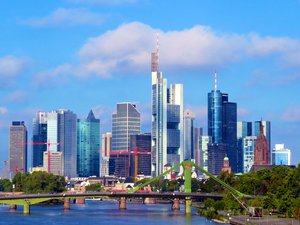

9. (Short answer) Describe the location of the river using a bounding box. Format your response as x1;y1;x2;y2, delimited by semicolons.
0;200;228;225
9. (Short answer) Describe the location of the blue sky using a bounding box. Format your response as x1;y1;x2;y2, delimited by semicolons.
1;0;300;168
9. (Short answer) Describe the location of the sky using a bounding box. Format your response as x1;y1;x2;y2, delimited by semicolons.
1;0;300;169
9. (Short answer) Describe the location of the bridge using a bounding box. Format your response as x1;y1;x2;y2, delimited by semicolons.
0;160;252;215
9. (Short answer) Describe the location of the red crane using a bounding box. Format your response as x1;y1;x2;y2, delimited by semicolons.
110;148;152;180
19;141;60;173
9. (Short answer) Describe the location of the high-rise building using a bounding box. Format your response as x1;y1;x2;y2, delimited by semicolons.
243;136;257;173
32;112;47;168
47;109;77;178
101;132;111;177
194;128;203;167
129;133;151;177
237;121;252;173
207;72;237;173
43;151;63;176
184;110;195;160
272;144;291;166
9;121;27;176
207;143;226;175
151;48;167;177
254;123;270;165
77;110;100;177
200;136;211;172
101;132;111;158
111;103;141;177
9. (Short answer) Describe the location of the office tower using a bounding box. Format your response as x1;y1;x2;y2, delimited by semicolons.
43;151;63;176
77;110;100;177
207;72;237;173
272;144;291;166
129;133;151;177
243;136;257;173
101;132;111;177
32;112;47;167
47;109;77;178
151;47;167;177
9;121;27;176
236;121;252;173
207;143;226;175
194;128;203;167
254;120;271;152
200;136;211;171
183;110;195;160
101;132;111;158
254;123;270;165
111;103;141;177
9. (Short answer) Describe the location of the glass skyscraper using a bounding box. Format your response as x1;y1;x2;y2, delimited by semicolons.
207;74;237;173
237;121;252;173
77;110;100;177
184;110;195;160
272;144;291;166
32;112;47;168
111;103;141;177
9;121;27;176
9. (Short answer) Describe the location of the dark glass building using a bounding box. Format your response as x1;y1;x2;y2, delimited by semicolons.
77;110;100;177
129;133;151;177
32;112;47;168
207;75;237;173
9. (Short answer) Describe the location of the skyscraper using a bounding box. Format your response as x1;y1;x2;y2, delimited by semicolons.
47;109;77;178
32;112;47;168
237;121;252;173
9;121;27;176
194;127;203;167
200;136;211;172
101;132;111;177
207;72;237;173
77;110;100;177
272;144;291;166
183;110;195;160
129;133;151;177
243;136;257;173
111;103;141;177
151;48;167;176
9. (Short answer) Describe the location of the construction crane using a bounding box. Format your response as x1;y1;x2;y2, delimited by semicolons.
110;148;152;180
19;141;60;173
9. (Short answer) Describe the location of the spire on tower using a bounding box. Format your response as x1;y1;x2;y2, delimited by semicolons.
214;70;218;91
156;32;159;72
151;32;160;73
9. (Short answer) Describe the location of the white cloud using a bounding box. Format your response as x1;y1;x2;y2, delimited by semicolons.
37;22;300;81
0;107;8;115
24;8;105;27
67;0;136;5
0;55;27;77
281;106;300;122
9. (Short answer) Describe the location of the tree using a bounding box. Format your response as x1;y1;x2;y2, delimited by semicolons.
0;179;12;192
86;183;102;192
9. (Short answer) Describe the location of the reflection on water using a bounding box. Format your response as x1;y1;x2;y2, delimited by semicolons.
0;200;226;225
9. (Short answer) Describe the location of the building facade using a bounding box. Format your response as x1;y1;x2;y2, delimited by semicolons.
9;121;27;176
194;127;203;167
254;123;270;165
207;73;237;173
32;112;47;168
111;103;141;177
129;133;151;177
183;110;195;160
272;144;291;166
243;136;257;173
237;121;252;173
43;151;63;176
77;110;100;177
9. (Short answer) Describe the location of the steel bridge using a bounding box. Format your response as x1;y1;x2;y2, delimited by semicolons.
0;160;251;215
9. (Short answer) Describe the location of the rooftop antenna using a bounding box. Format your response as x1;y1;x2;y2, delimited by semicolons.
156;32;159;72
214;69;218;91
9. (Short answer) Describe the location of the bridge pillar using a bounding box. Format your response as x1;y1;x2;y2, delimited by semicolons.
9;204;17;210
23;202;30;215
119;197;126;210
171;198;180;211
75;198;86;205
185;197;191;215
64;198;71;210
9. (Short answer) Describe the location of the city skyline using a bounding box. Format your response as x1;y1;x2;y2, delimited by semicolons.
1;1;300;166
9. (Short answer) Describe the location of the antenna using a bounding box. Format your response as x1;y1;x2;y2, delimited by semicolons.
214;69;218;91
156;32;159;72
